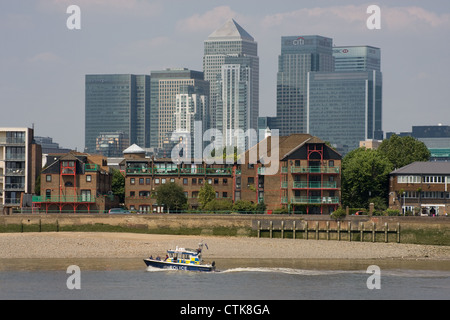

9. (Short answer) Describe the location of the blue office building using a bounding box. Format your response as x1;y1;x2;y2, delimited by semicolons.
307;70;383;154
276;36;334;136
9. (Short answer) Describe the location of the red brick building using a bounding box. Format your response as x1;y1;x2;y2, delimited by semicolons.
238;134;341;214
122;135;342;214
33;152;118;213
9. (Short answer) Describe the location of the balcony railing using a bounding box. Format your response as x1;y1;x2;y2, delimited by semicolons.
292;181;337;189
85;164;99;172
0;137;26;145
125;167;233;176
5;154;25;161
5;168;25;176
291;166;340;174
291;196;340;204
4;183;25;190
4;198;21;205
32;195;96;203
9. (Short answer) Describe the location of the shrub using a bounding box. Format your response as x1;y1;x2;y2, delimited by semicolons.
232;200;256;214
203;199;233;213
330;208;347;221
386;209;400;216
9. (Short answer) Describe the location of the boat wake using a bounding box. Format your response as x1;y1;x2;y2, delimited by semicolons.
219;267;354;276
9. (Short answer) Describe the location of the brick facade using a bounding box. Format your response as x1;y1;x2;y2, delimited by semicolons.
123;134;342;214
389;162;450;216
33;152;118;213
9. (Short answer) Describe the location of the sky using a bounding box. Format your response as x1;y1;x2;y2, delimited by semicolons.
1;0;449;151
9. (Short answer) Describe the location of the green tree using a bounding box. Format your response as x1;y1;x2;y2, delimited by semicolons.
203;199;233;213
378;134;430;169
232;200;256;214
155;182;187;213
111;169;125;203
342;148;393;209
34;173;41;195
198;183;215;209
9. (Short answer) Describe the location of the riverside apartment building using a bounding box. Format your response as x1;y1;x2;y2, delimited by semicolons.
0;127;41;215
32;151;118;213
121;134;341;214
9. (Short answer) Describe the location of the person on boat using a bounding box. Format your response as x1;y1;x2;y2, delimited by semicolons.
149;255;153;260
164;255;169;261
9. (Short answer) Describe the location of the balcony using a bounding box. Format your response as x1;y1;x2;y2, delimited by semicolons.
4;198;21;205
205;168;232;175
291;196;340;205
4;183;25;191
5;168;25;176
126;167;153;175
5;154;25;161
291;166;340;174
32;195;96;203
292;181;337;189
0;137;26;145
85;164;99;172
180;168;205;175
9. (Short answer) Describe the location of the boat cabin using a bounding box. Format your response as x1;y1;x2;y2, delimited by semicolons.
166;246;202;265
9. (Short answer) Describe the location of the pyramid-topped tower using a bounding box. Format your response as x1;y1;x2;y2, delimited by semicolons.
207;19;254;41
203;19;259;150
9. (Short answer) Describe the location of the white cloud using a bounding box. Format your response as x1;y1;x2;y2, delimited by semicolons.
37;0;163;17
383;6;450;30
176;5;238;33
27;52;65;64
260;4;450;34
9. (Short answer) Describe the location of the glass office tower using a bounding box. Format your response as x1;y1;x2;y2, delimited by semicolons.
276;36;334;137
149;68;209;150
306;45;383;154
85;74;150;155
307;70;382;154
203;19;259;138
333;46;381;72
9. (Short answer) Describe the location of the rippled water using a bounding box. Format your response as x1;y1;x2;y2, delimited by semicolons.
0;258;449;300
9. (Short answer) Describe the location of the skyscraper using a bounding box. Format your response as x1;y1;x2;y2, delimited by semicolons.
307;70;383;154
333;46;381;72
149;68;209;150
307;45;383;154
173;85;209;158
203;19;259;142
216;56;255;151
276;36;334;136
85;74;150;155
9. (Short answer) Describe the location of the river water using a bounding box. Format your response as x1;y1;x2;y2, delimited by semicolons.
0;258;449;301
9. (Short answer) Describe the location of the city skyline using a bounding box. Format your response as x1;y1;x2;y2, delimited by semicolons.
1;1;449;151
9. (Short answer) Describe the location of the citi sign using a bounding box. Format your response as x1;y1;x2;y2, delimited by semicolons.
292;37;305;46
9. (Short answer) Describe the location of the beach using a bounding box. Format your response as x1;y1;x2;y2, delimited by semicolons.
0;232;449;261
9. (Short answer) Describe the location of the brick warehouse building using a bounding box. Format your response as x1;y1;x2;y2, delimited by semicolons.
122;134;341;214
33;152;119;213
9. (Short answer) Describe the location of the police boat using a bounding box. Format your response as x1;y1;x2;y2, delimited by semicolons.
144;243;216;272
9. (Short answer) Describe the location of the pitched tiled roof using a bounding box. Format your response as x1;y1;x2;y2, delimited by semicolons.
391;161;450;175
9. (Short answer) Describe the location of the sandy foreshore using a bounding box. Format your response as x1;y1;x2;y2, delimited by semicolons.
0;232;449;262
